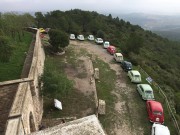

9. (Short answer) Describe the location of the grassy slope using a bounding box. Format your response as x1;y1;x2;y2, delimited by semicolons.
43;46;96;119
0;32;32;81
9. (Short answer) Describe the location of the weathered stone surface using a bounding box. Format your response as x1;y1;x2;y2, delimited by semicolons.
30;115;106;135
94;68;99;80
98;99;106;115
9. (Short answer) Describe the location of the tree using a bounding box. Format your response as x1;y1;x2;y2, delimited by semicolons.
122;33;144;55
48;29;69;52
35;12;45;28
96;30;105;39
0;36;12;62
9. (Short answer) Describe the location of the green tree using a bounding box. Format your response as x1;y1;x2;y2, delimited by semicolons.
96;30;105;39
49;29;69;52
35;12;45;28
122;33;144;55
0;36;12;62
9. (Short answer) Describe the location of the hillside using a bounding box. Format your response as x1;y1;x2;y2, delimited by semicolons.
36;9;180;129
116;13;180;41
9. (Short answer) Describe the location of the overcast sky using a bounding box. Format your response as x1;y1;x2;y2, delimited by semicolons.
1;0;180;15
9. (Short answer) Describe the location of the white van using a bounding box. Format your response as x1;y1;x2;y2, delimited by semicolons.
151;123;170;135
103;41;110;48
114;53;123;62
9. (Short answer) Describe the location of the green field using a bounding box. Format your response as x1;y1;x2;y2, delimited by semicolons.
0;32;33;81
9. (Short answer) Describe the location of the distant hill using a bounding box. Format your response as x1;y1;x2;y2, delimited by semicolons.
115;13;180;41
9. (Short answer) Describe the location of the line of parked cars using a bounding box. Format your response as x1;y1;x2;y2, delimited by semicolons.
70;34;170;135
125;58;170;134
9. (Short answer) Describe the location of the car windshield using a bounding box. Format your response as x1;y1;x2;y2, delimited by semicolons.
99;39;102;41
135;75;139;77
145;90;152;94
153;111;162;115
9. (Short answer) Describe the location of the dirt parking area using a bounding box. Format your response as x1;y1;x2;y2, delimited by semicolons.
70;41;151;135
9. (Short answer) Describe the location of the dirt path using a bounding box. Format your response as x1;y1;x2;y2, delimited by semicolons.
70;41;145;135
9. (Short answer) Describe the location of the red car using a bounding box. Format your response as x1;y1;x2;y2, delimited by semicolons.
107;46;116;55
146;100;164;124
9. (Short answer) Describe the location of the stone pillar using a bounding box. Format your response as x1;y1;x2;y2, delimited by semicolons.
98;99;105;115
94;68;99;80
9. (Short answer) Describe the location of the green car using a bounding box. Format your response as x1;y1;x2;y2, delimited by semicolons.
137;84;155;100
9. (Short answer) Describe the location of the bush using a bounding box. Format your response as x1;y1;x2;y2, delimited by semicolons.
48;29;69;52
96;30;105;39
42;61;73;99
0;36;12;62
175;92;180;114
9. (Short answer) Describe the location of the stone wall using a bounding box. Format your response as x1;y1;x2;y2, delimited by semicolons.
4;30;45;135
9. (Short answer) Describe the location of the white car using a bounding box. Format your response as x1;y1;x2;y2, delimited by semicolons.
95;38;103;44
103;41;110;48
88;35;94;41
114;53;123;62
77;35;85;41
151;123;170;135
128;70;141;83
69;34;75;40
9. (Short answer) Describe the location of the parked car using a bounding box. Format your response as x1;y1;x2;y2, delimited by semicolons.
128;70;141;83
77;35;85;41
121;61;132;71
39;28;46;33
146;100;164;124
70;34;75;40
151;123;170;135
88;35;94;41
137;84;155;100
107;46;116;55
114;53;123;62
95;38;103;44
103;41;110;48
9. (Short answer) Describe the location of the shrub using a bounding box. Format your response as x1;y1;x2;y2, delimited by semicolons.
48;29;69;52
42;60;73;99
0;36;12;62
175;92;180;114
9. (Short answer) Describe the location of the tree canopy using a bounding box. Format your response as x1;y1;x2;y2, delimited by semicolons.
48;29;69;52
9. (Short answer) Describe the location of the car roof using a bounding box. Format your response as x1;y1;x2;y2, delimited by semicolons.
152;123;170;135
148;100;163;112
109;46;116;48
115;53;123;56
130;70;140;75
124;61;132;65
97;38;102;40
139;84;153;91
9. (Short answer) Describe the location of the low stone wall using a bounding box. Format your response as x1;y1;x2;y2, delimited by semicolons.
4;30;45;135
